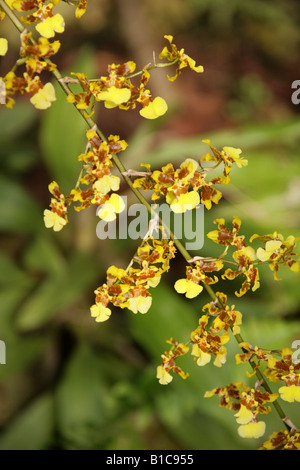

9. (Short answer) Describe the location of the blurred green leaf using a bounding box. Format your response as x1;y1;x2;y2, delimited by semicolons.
55;344;114;449
0;101;37;145
0;175;42;234
40;47;95;193
125;117;300;169
15;252;101;331
0;394;54;450
23;236;68;276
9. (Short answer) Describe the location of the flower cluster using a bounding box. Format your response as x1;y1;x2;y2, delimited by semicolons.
202;139;248;184
133;158;202;210
64;34;204;119
43;130;127;230
0;0;77;108
251;232;300;280
190;292;242;368
235;341;273;377
264;348;300;403
44;181;68;231
132;143;247;214
1;29;60;109
207;217;300;297
207;216;260;297
174;258;223;299
64;35;203;120
236;345;300;404
260;429;300;450
159;34;204;81
156;292;242;383
156;338;190;385
205;382;278;439
91;237;176;322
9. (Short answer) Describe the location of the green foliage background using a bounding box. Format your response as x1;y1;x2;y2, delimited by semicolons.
0;0;300;450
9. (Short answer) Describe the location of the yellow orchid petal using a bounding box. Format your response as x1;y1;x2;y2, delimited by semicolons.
30;82;56;110
156;365;173;385
186;56;204;73
128;295;152;314
256;247;271;262
278;385;300;403
191;344;211;366
265;240;282;252
289;261;300;273
174;278;203;299
98;194;125;221
109;193;125;213
9;0;27;9
147;274;161;288
90;303;112;322
238;421;266;439
107;265;127;279
96;86;131;108
234;405;254;425
256;240;282;261
4;0;20;8
213;349;227;367
43;209;66;232
94;175;120;194
35;13;65;39
170;190;200;213
222;146;248;168
0;38;8;56
139;97;168;119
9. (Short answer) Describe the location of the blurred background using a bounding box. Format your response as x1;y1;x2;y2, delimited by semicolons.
0;0;300;450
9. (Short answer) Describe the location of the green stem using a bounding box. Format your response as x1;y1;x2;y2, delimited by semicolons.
2;0;293;432
86;58;179;82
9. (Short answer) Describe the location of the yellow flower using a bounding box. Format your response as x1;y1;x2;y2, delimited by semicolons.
30;82;56;110
159;35;204;81
174;278;203;299
147;274;161;288
139;97;168;119
44;209;66;231
167;190;200;213
97;193;125;221
96;86;131;108
232;246;257;263
237;421;266;439
256;240;282;262
35;13;65;39
278;385;300;403
234;405;254;424
128;295;152;314
289;261;300;273
222;147;248;168
156;365;173;385
178;158;199;181
213;348;227;367
94;175;120;195
90;303;112;322
4;0;17;8
0;38;8;56
191;344;211;366
75;0;88;18
107;265;127;279
7;0;27;9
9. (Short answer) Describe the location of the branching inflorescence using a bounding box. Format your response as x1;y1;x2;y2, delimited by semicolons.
1;0;300;450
